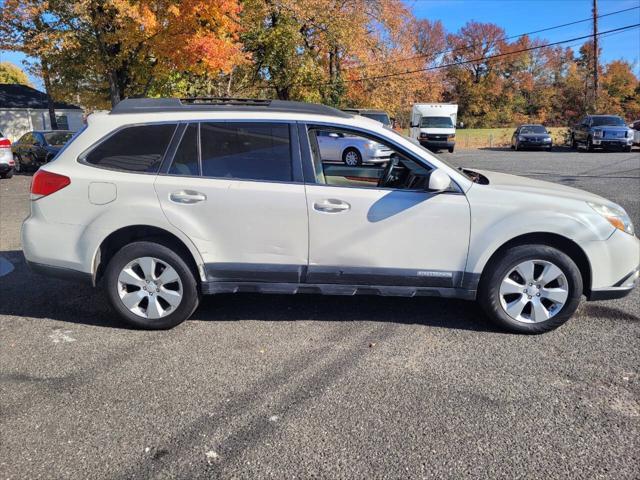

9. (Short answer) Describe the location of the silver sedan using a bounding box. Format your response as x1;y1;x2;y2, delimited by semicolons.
316;130;392;166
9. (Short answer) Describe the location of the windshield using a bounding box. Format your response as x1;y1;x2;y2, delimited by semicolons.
420;116;454;128
360;112;391;126
44;131;74;145
520;125;547;134
591;116;626;127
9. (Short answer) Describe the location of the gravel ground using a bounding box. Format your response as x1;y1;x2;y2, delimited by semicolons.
1;147;639;479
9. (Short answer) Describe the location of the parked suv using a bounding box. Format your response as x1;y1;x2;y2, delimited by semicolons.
570;115;634;152
22;98;639;333
0;131;14;178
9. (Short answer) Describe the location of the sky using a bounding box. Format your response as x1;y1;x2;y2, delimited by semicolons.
1;0;639;91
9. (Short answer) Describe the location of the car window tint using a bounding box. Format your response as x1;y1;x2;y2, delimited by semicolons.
200;123;292;182
169;124;199;176
85;124;176;172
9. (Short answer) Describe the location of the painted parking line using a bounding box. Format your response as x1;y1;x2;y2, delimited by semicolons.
0;255;14;277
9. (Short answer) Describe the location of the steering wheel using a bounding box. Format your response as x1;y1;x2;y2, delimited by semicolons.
377;155;399;187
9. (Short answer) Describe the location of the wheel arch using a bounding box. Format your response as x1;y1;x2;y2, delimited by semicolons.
342;146;361;160
478;232;592;296
92;225;204;286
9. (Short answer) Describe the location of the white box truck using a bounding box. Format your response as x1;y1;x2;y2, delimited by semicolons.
410;104;458;153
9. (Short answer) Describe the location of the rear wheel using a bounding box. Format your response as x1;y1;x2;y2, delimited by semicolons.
104;241;199;329
478;245;582;334
448;146;454;153
2;169;13;179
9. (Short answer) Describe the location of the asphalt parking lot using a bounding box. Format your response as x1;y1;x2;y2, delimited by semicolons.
1;147;639;479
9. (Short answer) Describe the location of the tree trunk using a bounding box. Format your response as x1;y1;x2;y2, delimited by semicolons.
41;63;58;130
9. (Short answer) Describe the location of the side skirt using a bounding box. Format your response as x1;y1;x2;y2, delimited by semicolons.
201;281;476;300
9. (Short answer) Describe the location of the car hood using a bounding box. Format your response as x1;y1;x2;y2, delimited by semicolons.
474;169;609;204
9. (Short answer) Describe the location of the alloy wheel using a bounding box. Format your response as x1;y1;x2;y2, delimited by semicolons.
117;256;183;319
498;259;569;323
344;151;360;166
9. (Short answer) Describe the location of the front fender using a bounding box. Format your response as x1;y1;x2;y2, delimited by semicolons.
466;209;612;275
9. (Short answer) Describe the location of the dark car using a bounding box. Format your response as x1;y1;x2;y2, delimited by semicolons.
342;108;392;127
511;124;553;151
570;115;633;152
12;130;74;172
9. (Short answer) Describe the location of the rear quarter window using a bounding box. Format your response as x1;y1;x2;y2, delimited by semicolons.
83;124;177;173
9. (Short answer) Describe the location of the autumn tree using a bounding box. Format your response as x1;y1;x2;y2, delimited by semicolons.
0;62;32;86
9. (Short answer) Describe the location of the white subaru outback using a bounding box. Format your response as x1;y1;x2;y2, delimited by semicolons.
21;98;639;333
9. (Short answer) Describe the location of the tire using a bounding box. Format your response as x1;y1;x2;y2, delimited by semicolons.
448;147;454;153
478;244;583;334
587;137;595;152
514;142;519;151
624;146;632;153
342;148;362;166
3;169;13;179
570;135;577;149
13;155;21;173
104;241;200;329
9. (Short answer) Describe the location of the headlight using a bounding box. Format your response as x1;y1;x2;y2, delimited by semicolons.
543;137;551;142
588;202;635;235
593;129;603;138
518;136;526;141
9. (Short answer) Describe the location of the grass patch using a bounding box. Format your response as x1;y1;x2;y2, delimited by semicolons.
455;127;570;148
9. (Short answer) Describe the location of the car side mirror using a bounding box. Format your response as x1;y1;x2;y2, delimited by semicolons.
428;169;452;192
410;123;418;128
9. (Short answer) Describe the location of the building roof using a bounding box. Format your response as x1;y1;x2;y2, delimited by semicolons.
0;84;81;110
110;97;351;118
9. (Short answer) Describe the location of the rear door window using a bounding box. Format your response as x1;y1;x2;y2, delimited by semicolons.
84;124;177;173
200;122;292;182
169;124;199;176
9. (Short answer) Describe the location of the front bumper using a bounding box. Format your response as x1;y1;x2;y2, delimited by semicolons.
592;138;633;149
518;140;552;148
584;229;640;301
419;140;455;150
589;267;639;300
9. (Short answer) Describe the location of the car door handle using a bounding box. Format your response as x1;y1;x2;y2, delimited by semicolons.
313;199;350;213
169;190;207;204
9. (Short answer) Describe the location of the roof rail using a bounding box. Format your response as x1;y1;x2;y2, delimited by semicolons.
110;97;351;118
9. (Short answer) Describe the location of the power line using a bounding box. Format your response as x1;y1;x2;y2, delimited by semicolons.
343;5;639;72
298;23;640;88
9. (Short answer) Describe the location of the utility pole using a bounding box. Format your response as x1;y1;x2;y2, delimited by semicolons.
592;0;599;111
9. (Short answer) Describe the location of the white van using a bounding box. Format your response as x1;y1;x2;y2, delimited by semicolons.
410;104;458;153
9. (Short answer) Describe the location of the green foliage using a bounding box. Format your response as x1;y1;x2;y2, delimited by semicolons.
0;62;32;86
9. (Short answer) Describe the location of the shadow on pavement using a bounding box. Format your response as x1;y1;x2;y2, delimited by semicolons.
0;250;498;333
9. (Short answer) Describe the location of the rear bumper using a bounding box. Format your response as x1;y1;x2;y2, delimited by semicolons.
26;260;93;284
0;163;13;173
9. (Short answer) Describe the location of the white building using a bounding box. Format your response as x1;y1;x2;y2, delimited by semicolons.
0;84;84;142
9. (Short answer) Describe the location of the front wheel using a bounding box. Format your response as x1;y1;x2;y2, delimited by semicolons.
448;146;454;153
478;245;583;334
587;137;595;152
342;148;362;166
104;241;200;329
570;135;577;149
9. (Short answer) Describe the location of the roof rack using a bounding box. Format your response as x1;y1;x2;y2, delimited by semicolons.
110;97;351;118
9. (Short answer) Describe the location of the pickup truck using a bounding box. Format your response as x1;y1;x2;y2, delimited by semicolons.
570;115;633;152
